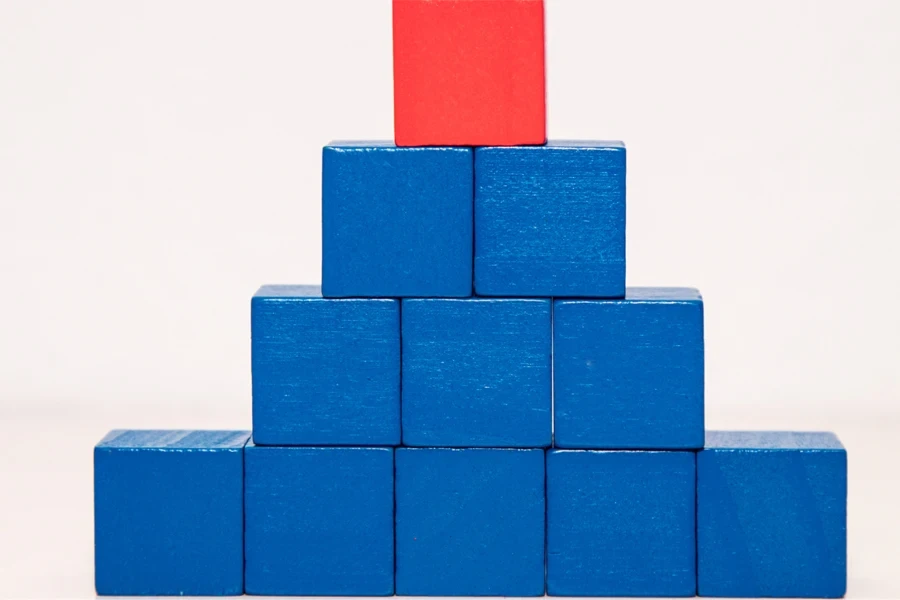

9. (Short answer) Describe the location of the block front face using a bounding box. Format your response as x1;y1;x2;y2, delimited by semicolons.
401;298;551;447
94;430;249;596
392;0;545;147
251;285;400;446
546;450;696;597
244;445;394;596
475;142;625;297
395;448;545;596
554;287;704;449
698;431;847;598
322;143;473;297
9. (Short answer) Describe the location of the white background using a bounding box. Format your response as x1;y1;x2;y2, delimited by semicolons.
1;1;898;598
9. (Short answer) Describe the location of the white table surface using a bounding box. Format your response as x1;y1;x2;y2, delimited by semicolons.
2;406;897;600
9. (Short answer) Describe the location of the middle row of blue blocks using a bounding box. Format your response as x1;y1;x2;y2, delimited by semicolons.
95;431;846;597
321;141;626;298
251;285;704;448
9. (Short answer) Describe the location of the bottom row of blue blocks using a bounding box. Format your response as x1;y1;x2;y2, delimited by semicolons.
94;430;847;598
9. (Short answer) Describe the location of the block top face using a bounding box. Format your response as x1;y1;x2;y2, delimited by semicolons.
96;430;250;450
245;440;393;453
325;141;471;155
479;140;624;152
253;284;401;304
254;284;321;299
556;286;701;304
705;430;845;451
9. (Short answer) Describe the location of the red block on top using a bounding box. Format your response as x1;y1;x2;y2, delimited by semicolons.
392;0;546;147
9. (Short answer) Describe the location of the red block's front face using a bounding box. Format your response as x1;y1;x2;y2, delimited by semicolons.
392;0;546;147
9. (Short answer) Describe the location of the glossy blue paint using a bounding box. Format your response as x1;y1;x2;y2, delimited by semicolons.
401;298;551;447
244;444;394;596
395;448;545;596
554;287;704;449
251;285;400;446
698;431;847;598
93;430;249;596
322;142;473;298
546;450;696;597
474;141;625;297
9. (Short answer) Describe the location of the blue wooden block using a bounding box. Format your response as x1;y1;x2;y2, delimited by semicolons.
546;450;696;597
322;142;473;298
554;287;704;449
396;448;545;596
698;431;847;598
474;141;625;297
401;298;551;447
94;430;249;596
244;444;394;596
251;285;400;445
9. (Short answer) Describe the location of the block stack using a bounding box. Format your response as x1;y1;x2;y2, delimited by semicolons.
93;1;847;598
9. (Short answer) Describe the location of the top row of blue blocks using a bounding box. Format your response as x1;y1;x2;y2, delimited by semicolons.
322;141;626;298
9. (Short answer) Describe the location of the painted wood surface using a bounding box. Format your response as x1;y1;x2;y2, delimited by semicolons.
392;0;545;147
546;449;696;597
93;430;249;596
401;298;551;448
251;284;400;446
698;431;847;598
243;444;394;596
554;287;704;449
475;141;625;297
322;142;473;298
395;448;545;596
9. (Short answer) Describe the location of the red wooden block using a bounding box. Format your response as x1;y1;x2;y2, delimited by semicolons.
392;0;546;147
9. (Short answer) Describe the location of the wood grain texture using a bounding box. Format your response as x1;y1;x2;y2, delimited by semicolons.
322;143;473;298
698;431;847;598
395;448;545;596
392;0;545;147
93;430;250;596
553;287;704;449
251;285;400;446
243;444;394;596
401;298;551;448
546;450;696;597
475;141;625;297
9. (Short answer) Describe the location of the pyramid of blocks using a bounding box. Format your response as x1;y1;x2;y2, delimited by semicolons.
93;2;847;598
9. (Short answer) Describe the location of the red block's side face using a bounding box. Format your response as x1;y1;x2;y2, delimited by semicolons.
393;0;546;147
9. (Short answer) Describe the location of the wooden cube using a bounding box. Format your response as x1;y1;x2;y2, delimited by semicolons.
554;287;704;449
395;448;545;596
322;142;473;297
547;450;696;597
94;430;249;596
698;431;847;598
251;285;400;445
401;298;551;447
392;0;545;146
244;445;394;595
475;142;625;297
